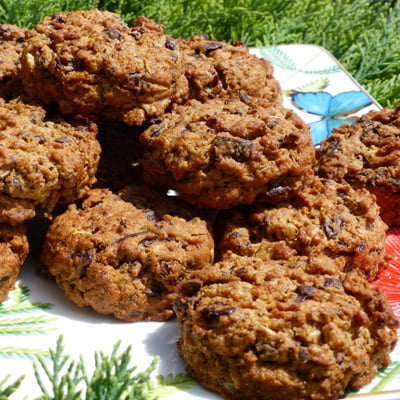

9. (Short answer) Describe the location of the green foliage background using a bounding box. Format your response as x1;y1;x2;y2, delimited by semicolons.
0;0;399;107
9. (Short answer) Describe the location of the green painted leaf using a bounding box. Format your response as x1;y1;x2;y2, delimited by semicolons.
258;47;297;70
303;65;341;75
154;373;197;396
294;77;330;93
370;361;400;392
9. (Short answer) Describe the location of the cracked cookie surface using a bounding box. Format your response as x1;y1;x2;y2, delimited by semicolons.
21;9;188;126
174;255;398;400
140;95;315;209
0;223;29;303
216;175;388;280
316;106;400;226
39;186;214;321
0;98;100;224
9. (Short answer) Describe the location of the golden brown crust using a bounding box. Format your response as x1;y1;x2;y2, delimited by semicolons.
216;175;388;280
140;96;315;209
0;98;101;224
316;106;400;226
0;24;30;99
174;255;398;400
0;223;29;303
21;10;188;126
178;35;281;103
39;186;214;321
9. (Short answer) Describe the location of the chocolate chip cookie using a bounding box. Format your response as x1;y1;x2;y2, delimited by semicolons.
178;34;281;103
140;95;315;209
216;175;388;280
316;106;400;226
174;255;398;400
39;185;214;321
0;98;101;225
21;10;188;126
0;223;29;303
0;24;30;100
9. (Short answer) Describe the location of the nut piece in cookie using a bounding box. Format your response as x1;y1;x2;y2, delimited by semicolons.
316;106;400;226
0;98;101;225
21;9;188;126
174;255;398;400
140;96;315;209
178;34;281;103
216;175;388;280
0;223;29;303
39;186;214;322
0;24;30;100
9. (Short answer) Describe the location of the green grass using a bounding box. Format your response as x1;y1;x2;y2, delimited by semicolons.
0;0;399;107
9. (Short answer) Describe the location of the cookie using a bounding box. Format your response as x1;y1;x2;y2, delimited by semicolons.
316;106;400;226
0;24;30;100
0;98;101;225
0;223;29;303
178;34;281;103
21;10;188;126
39;186;214;321
174;255;398;400
140;95;315;209
216;175;388;280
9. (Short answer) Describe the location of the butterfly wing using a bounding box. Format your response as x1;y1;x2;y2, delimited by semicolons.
309;118;355;145
328;91;372;116
290;92;332;116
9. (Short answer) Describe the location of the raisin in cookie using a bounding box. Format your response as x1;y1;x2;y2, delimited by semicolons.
21;10;188;126
178;34;281;103
0;223;29;303
0;98;100;225
174;255;398;400
0;24;30;100
216;175;387;280
316;106;400;226
140;96;315;209
39;185;214;321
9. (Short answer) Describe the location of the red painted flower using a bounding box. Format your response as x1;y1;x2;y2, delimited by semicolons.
373;227;400;319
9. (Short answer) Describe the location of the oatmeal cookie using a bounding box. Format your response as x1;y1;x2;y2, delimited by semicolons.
0;24;30;100
140;96;315;209
316;106;400;226
0;223;29;303
178;34;281;103
39;186;214;321
21;10;188;126
216;175;387;280
174;255;398;400
0;98;100;225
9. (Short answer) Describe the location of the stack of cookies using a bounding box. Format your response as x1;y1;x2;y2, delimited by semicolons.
0;8;399;400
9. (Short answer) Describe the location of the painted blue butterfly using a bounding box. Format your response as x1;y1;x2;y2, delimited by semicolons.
290;90;373;145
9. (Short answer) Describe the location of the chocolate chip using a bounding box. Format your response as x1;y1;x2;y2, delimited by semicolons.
51;13;66;24
295;285;314;301
323;277;343;289
165;37;178;50
55;136;72;144
181;281;201;296
239;94;250;103
201;305;235;323
104;27;122;40
140;238;156;247
298;349;309;361
202;42;223;55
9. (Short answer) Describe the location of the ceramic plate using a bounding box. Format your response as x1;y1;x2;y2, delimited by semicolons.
2;44;400;399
